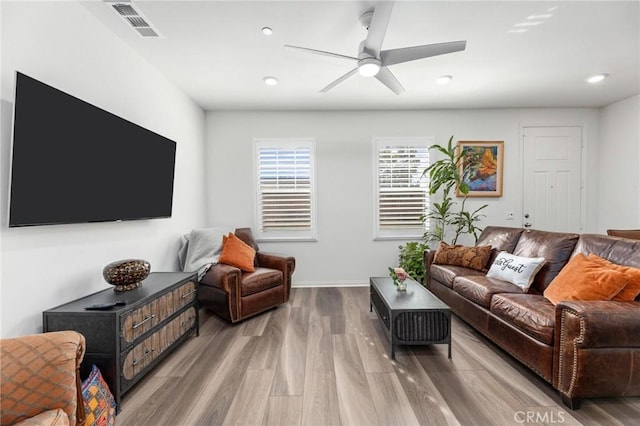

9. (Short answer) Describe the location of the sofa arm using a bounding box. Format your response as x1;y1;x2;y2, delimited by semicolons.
200;263;241;294
554;301;640;400
1;331;86;426
257;252;296;301
257;252;295;274
557;301;640;347
199;263;242;321
423;249;435;287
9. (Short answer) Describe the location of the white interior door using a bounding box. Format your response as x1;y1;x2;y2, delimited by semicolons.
522;126;583;233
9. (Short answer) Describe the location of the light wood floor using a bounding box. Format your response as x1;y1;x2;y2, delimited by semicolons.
117;287;639;425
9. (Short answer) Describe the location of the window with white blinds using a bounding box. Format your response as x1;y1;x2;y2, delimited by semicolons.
254;139;317;241
375;138;431;239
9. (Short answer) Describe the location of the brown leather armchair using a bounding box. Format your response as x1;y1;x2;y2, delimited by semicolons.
198;228;295;323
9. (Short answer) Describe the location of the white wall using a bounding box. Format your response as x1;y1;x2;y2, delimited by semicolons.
0;2;207;337
597;95;640;231
206;108;600;287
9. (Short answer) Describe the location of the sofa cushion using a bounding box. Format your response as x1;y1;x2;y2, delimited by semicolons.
490;294;556;345
486;252;546;291
433;242;492;271
81;365;116;426
513;229;579;293
234;227;260;252
220;233;256;272
453;275;523;308
241;267;283;297
14;409;69;426
476;226;524;252
543;253;629;305
586;254;640;301
235;227;260;267
430;264;485;288
477;226;525;265
573;234;640;268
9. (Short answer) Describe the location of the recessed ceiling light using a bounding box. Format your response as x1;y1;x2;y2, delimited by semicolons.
514;21;543;27
586;73;609;84
263;76;278;86
508;29;528;34
527;14;553;19
261;27;273;36
436;75;453;85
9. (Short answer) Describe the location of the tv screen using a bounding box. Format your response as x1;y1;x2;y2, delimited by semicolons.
9;72;177;227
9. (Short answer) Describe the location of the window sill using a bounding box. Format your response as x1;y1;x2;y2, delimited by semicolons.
373;235;425;241
256;236;318;243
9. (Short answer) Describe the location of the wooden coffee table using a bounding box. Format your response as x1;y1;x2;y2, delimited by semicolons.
370;276;451;359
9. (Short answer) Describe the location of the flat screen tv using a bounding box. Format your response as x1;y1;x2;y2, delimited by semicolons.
9;72;177;227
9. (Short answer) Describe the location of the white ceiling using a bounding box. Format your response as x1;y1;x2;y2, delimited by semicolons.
84;0;640;111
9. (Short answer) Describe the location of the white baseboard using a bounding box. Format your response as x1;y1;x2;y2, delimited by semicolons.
292;280;369;288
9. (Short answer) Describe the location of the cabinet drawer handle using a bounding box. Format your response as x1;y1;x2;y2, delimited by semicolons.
132;348;155;366
132;314;155;329
181;317;194;328
181;289;197;299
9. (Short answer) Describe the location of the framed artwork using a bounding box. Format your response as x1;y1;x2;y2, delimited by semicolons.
456;141;504;197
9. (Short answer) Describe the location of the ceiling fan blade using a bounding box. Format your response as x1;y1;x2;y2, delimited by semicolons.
320;68;359;93
364;1;394;56
380;40;467;66
375;67;405;95
285;45;358;62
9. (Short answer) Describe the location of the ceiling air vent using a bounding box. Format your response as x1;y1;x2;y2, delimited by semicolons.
126;16;150;28
112;4;137;16
104;0;161;38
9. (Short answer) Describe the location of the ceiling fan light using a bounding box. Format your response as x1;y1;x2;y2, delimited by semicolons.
358;58;381;77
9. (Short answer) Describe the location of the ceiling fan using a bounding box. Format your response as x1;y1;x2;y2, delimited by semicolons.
285;1;466;95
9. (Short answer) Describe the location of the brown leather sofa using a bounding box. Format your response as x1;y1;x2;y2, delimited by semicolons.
198;228;295;323
0;331;86;425
424;226;640;409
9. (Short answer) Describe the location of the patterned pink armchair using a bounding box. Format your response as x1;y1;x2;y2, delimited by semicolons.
1;331;86;425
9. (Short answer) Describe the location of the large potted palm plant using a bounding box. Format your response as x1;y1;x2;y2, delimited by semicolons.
422;135;487;246
396;136;487;284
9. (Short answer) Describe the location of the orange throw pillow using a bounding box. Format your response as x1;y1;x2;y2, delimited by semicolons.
219;232;256;272
543;253;629;305
586;254;640;301
433;242;492;272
